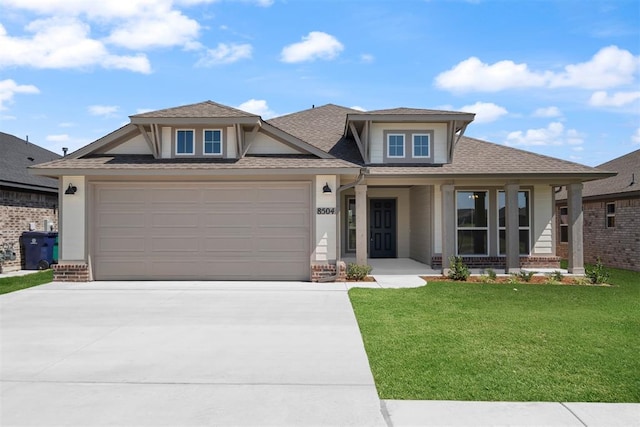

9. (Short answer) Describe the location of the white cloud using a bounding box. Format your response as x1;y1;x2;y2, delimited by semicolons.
237;99;275;118
0;79;39;110
88;105;119;117
589;90;640;107
505;122;584;147
106;8;201;50
435;57;549;92
197;43;252;66
550;46;639;89
280;31;344;63
46;134;69;142
436;45;639;93
360;53;374;64
0;20;151;73
350;106;366;111
533;106;562;118
632;128;640;145
460;101;508;124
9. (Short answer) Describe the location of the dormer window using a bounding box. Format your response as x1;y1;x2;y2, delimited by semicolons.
176;130;195;155
387;134;405;158
204;129;222;155
413;134;430;158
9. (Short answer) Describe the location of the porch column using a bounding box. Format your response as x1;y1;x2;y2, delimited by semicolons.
355;184;368;265
504;183;520;273
567;183;585;274
441;184;455;274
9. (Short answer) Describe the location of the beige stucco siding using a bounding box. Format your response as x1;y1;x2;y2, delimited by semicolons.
370;122;448;163
313;175;338;262
409;186;432;263
60;176;86;262
532;184;554;254
161;127;171;158
105;134;152;155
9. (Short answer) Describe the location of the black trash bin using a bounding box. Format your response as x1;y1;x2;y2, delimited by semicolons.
21;231;58;270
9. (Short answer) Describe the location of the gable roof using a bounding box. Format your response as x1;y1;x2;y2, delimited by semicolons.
267;104;364;163
131;100;258;119
556;149;639;200
0;132;60;192
365;107;473;116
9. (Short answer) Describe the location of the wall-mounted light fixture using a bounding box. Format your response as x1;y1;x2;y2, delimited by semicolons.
65;184;77;195
322;183;332;193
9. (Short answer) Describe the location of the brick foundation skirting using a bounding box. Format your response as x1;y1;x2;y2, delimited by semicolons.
311;261;346;282
431;255;561;270
53;263;90;282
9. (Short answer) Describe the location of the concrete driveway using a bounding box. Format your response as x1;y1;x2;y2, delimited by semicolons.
1;281;386;426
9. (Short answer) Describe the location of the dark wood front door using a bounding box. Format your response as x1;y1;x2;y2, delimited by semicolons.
369;199;397;258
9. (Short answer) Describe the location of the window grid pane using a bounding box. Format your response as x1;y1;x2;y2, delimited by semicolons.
177;130;193;154
388;135;404;157
413;135;429;157
456;191;489;255
204;130;222;154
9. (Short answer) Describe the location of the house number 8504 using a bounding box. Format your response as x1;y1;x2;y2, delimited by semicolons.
317;208;335;215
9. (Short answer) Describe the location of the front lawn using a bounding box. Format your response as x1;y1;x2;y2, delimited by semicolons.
349;267;640;402
0;270;54;295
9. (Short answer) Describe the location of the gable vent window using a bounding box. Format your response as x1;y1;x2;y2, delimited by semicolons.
176;130;195;155
606;202;615;228
204;130;222;155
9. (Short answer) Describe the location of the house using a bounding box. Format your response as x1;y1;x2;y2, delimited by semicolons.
29;101;613;282
1;132;60;272
556;149;639;272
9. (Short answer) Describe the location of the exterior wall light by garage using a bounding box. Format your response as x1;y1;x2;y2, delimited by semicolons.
65;184;77;195
322;183;332;193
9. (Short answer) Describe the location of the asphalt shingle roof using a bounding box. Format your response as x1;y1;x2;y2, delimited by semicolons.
0;132;60;191
363;107;472;116
131;100;259;119
556;149;639;200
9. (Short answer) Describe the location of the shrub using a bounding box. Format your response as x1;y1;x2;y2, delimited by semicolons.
448;256;470;281
586;258;610;284
513;270;536;282
549;270;564;282
486;268;497;281
346;263;372;281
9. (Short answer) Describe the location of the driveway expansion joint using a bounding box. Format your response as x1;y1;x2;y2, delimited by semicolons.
560;402;589;427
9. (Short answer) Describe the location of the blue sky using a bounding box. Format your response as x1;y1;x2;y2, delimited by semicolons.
1;0;638;166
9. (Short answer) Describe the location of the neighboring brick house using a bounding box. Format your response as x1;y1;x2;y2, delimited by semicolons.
556;149;639;272
0;132;60;272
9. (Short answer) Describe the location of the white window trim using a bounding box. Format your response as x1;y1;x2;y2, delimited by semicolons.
455;190;489;256
606;202;615;228
175;129;195;155
412;133;431;158
387;134;405;158
203;129;223;156
497;189;531;255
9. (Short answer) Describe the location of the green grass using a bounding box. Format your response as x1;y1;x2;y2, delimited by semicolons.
0;270;54;295
349;266;640;402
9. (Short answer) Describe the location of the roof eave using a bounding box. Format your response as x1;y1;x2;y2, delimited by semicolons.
130;117;261;126
28;166;360;177
346;113;476;123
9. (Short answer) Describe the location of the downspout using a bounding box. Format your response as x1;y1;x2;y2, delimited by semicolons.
318;167;369;283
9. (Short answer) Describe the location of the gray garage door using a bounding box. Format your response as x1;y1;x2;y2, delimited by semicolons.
92;182;311;280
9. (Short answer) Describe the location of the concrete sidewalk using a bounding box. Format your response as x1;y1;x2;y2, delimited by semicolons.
383;400;640;426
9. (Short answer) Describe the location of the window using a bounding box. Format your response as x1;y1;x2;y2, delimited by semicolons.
204;129;222;155
497;190;530;255
456;191;488;255
387;134;404;158
606;202;615;228
412;134;430;157
347;197;356;251
176;130;194;155
559;206;568;243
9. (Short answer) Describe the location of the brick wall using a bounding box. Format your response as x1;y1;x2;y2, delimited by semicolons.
0;188;58;272
53;263;90;282
311;261;347;282
431;255;560;270
582;198;639;271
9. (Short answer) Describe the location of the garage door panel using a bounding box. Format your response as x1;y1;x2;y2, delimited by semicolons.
93;182;310;280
